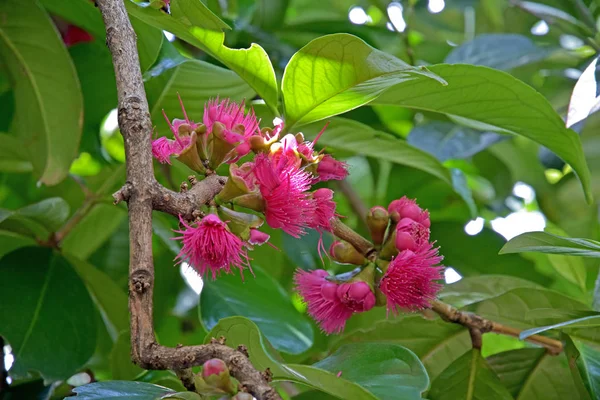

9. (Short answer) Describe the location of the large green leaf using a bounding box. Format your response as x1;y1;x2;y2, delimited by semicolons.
0;197;70;240
39;0;106;39
66;255;129;341
281;33;445;127
375;64;592;203
0;230;36;259
428;349;512;400
0;247;97;380
334;315;471;381
312;343;429;400
488;349;582;399
571;339;600;399
439;275;544;308
0;0;83;185
0;133;33;173
563;335;594;400
500;231;600;258
146;59;255;135
444;34;551;71
520;315;600;340
72;381;174;399
125;0;278;112
199;264;314;355
205;317;428;399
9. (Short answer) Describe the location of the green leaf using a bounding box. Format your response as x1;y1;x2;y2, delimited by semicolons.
407;122;503;162
66;255;129;341
520;315;600;340
429;349;512;400
253;0;290;30
0;230;36;259
0;0;83;185
488;349;582;399
0;133;33;173
335;315;471;381
125;0;278;112
146;59;255;135
199;264;314;355
445;34;551;71
514;1;594;36
312;343;429;400
282;33;446;127
72;381;174;399
439;275;544;308
0;198;71;239
110;331;145;380
563;335;594;400
39;0;106;39
500;231;600;258
375;64;593;203
62;205;127;260
131;17;163;72
547;253;587;292
205;317;427;399
302;118;451;185
0;247;97;381
571;339;600;398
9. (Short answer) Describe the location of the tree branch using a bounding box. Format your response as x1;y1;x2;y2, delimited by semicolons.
97;0;279;398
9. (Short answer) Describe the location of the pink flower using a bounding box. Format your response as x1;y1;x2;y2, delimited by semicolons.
253;154;315;237
395;218;430;252
174;214;249;279
337;282;376;312
378;246;444;314
388;197;430;227
248;228;270;246
315;155;348;182
294;269;353;334
309;188;336;232
151;95;196;164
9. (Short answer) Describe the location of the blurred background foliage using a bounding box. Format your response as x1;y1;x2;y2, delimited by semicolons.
1;0;600;399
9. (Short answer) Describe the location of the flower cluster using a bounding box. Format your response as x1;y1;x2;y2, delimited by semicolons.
152;97;348;279
294;197;444;334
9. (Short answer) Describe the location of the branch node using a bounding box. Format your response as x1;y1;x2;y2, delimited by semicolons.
180;182;189;192
236;344;249;358
131;270;152;294
113;183;132;204
261;368;273;383
188;175;198;186
210;336;227;345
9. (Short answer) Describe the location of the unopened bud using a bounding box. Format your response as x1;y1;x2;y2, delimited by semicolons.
379;229;398;260
248;228;270;246
202;359;236;394
388;196;428;226
329;241;366;265
366;206;389;246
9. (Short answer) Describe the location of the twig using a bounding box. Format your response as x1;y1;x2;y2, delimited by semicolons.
96;0;280;398
430;300;563;354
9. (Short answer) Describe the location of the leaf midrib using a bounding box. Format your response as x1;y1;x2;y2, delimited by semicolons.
0;22;51;174
17;256;56;358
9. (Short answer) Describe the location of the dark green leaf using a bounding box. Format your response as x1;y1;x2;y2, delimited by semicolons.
439;275;544;308
488;349;582;399
0;247;97;380
72;381;174;399
0;0;83;185
131;17;163;72
428;349;512;400
335;315;471;381
282;33;445;127
572;339;600;398
0;230;36;259
199;264;314;354
375;64;592;203
39;0;106;39
407;122;503;162
500;231;600;258
126;0;278;112
253;0;290;30
312;343;429;400
0;133;33;173
563;335;595;400
445;34;551;71
110;331;145;380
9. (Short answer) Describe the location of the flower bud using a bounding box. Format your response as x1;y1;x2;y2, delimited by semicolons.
315;154;348;182
248;228;270;246
337;282;376;312
208;122;244;168
388;197;430;227
202;359;236;395
329;240;367;265
366;206;389;246
379;229;398;260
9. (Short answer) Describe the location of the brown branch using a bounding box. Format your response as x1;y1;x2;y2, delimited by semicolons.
330;219;564;354
96;0;279;398
430;300;563;354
